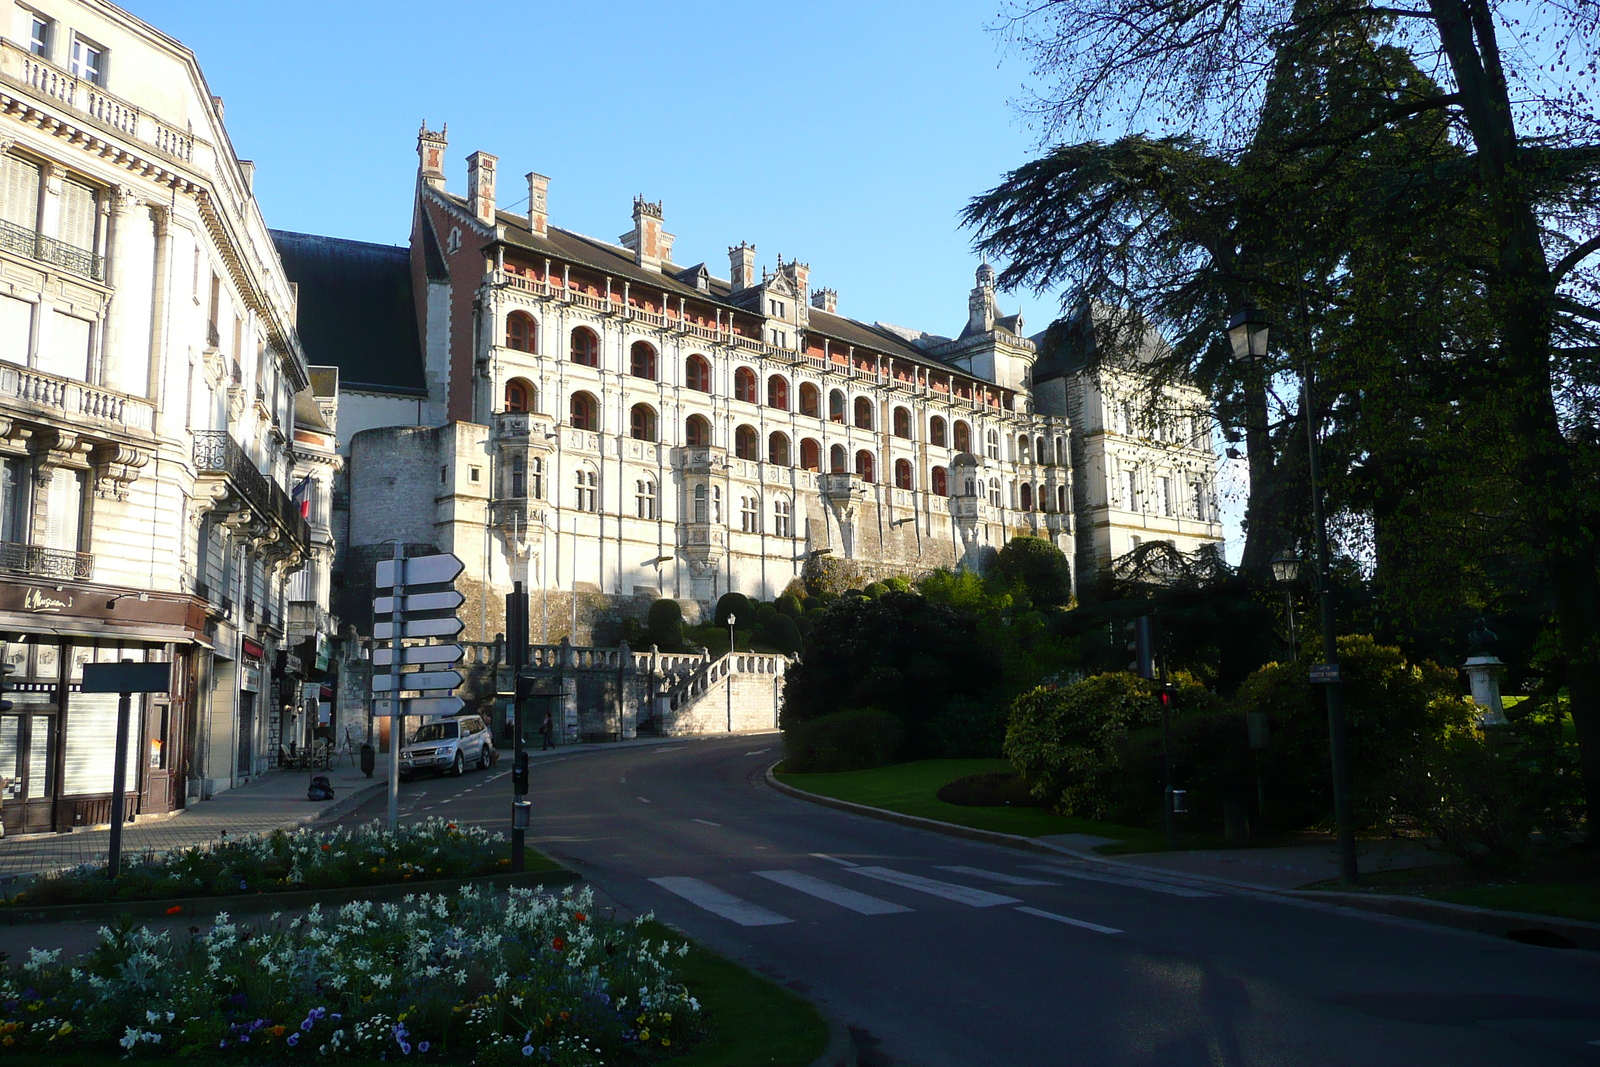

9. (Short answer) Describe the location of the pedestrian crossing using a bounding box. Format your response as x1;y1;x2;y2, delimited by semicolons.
646;857;1215;934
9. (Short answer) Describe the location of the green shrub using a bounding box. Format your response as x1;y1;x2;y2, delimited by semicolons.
782;708;906;773
1003;673;1161;818
765;614;803;655
936;772;1045;807
714;592;752;627
883;577;911;593
776;593;804;617
994;535;1074;606
863;582;889;599
756;601;779;623
647;598;685;650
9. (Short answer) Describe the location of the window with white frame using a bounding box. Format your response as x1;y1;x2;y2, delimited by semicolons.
58;178;96;252
0;458;28;544
1;153;42;230
740;494;759;533
693;484;708;523
70;35;104;85
1191;479;1208;521
988;479;1000;507
529;457;543;500
42;311;91;380
773;497;792;538
27;13;50;57
574;468;597;512
635;478;657;520
1123;470;1138;510
44;468;85;552
1157;476;1173;517
985;430;999;460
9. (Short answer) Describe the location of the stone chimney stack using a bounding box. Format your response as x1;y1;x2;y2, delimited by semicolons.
967;261;998;335
466;150;498;226
417;123;448;190
729;242;756;293
811;288;838;314
620;197;666;270
526;172;549;238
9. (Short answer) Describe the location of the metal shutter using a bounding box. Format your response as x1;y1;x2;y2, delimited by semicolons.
57;179;96;251
0;155;40;230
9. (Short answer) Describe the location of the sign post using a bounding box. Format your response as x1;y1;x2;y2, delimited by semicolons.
81;660;170;878
506;582;529;871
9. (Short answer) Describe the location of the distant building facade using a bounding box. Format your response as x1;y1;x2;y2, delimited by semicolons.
0;0;316;828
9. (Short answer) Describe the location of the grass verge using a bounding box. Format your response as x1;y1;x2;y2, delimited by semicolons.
775;757;1162;852
1307;849;1600;924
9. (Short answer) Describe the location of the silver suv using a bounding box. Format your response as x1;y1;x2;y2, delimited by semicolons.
399;715;494;780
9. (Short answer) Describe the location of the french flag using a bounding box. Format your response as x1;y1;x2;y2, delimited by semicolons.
292;475;312;519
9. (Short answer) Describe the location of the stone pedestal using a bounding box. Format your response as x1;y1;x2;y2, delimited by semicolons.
1463;656;1508;725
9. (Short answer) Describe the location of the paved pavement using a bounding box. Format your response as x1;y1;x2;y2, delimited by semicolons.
0;764;386;882
1114;838;1458;890
333;734;1600;1067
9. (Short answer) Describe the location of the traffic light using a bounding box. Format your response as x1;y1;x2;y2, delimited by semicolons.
1158;684;1175;711
511;749;530;796
1125;617;1156;679
514;673;535;704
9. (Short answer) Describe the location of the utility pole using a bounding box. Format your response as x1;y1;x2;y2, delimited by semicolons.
387;541;404;832
507;582;530;872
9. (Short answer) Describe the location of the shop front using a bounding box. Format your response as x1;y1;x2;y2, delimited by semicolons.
0;576;207;835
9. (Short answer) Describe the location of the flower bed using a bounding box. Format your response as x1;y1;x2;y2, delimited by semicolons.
2;819;538;909
0;884;702;1064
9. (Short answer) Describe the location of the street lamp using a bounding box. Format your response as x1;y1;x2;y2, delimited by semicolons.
1271;550;1301;663
725;613;737;731
1229;306;1358;885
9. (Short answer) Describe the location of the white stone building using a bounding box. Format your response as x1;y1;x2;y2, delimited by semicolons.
0;0;318;828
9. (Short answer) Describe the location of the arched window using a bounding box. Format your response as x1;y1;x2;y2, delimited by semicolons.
768;432;791;466
800;438;821;471
630;403;657;441
892;407;911;439
740;494;760;533
685;414;711;447
569;391;597;431
855;450;875;482
694;484;708;523
1021;483;1034;511
630;341;657;380
799;382;821;418
503;378;533;413
505;311;537;353
510;454;526;497
773;497;793;538
1036;436;1047;464
570;327;599;367
854;397;874;430
767;375;789;410
894;458;913;490
931;466;948;496
929;416;947;448
1039;483;1049;511
530;456;543;499
986;430;1000;460
685;354;711;392
734;367;758;404
574;467;598;511
829;444;846;473
734;424;759;460
635;478;657;520
954;420;971;453
829;389;846;423
1018;436;1031;464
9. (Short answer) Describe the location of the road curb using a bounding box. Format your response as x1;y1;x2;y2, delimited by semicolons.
808;1017;857;1067
764;766;1600;949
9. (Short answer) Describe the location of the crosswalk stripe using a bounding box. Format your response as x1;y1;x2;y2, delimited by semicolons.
1016;906;1122;935
649;877;794;926
849;866;1021;907
1024;864;1217;898
810;852;858;867
936;865;1059;886
754;870;912;915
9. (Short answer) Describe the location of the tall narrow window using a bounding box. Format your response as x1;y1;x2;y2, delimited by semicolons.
693;484;708;523
800;438;820;471
734;367;757;404
635;479;657;520
1020;484;1034;511
931;466;948;497
1124;470;1139;510
828;389;845;423
799;382;820;418
985;430;999;460
0;154;42;231
767;376;789;410
734;425;758;461
768;432;790;466
1058;485;1068;513
574;468;598;512
510;454;526;497
853;397;873;430
685;414;711;448
28;16;50;57
988;479;1000;507
503;378;531;412
892;407;911;439
46;469;85;552
0;458;27;543
929;416;947;448
855;450;874;482
685;354;711;392
629;403;657;442
505;311;536;353
829;444;846;474
894;459;913;490
953;421;971;453
630;341;657;380
569;392;597;431
740;495;759;533
570;327;599;367
773;498;792;538
530;457;543;499
1158;476;1173;516
1192;480;1206;520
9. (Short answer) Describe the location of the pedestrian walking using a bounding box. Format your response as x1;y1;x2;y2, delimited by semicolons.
539;711;555;751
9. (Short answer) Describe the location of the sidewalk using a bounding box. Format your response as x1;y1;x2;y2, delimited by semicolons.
1093;838;1459;891
0;766;386;882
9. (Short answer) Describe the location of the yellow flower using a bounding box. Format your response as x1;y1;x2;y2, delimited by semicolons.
640;1029;650;1041
663;1038;671;1047
3;1034;13;1046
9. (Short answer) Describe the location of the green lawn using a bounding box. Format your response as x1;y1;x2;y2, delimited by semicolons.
775;758;1162;852
1310;852;1600;925
1430;883;1600;924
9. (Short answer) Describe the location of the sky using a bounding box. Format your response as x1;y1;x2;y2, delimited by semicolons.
123;0;1250;561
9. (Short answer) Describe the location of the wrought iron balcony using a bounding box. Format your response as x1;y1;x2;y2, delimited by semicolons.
0;217;103;282
192;431;310;550
0;540;93;581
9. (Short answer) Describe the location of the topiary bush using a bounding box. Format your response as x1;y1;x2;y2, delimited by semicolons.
782;708;906;773
714;592;752;627
647;598;685;650
863;582;889;599
765;613;803;656
776;593;804;617
883;577;911;593
994;536;1074;606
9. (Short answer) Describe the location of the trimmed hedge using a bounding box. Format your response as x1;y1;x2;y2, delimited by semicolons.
782;708;906;773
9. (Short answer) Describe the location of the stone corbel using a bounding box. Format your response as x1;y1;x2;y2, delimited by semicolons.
32;430;91;485
93;444;150;501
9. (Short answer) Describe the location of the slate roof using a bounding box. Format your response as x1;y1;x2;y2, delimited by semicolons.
272;230;427;396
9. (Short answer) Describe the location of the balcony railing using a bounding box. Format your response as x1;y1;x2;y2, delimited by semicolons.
0;540;93;581
0;360;155;434
2;41;195;163
0;217;103;282
192;431;310;550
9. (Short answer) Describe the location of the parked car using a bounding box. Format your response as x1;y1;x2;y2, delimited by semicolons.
399;715;494;780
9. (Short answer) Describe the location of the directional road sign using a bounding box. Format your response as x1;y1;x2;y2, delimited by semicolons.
372;590;466;614
376;554;465;589
372;644;466;668
372;670;463;694
374;617;465;640
373;696;465;718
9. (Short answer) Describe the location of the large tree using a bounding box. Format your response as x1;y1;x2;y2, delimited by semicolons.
982;0;1600;823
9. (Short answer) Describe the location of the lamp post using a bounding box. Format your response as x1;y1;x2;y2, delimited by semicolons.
1229;306;1358;885
725;613;737;732
1271;550;1301;662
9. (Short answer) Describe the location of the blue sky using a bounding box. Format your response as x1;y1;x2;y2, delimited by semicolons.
125;0;1250;560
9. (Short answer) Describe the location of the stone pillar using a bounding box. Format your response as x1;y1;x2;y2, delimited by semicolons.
98;186;139;387
1463;656;1508;726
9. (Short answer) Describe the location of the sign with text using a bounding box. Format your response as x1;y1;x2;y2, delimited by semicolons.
81;662;170;694
1309;663;1341;684
375;554;464;589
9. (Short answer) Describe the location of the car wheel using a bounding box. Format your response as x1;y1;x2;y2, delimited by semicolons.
478;746;490;771
451;751;465;777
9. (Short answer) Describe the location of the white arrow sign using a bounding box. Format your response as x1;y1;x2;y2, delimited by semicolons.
374;617;465;640
372;670;463;694
374;696;465;718
372;590;467;615
376;554;465;589
372;644;466;668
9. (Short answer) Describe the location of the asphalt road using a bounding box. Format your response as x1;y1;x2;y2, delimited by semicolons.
343;734;1600;1066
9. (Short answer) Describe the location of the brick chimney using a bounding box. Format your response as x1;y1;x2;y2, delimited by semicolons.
729;242;756;293
621;197;666;270
811;288;838;314
417;123;447;190
526;171;549;238
466;150;497;226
